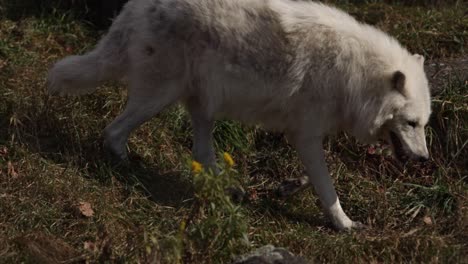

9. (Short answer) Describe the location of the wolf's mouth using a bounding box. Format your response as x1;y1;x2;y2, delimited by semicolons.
390;131;408;162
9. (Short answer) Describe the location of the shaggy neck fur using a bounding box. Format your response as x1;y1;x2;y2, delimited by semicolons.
272;0;414;141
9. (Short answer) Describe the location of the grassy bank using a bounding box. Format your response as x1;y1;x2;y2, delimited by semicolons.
0;1;466;263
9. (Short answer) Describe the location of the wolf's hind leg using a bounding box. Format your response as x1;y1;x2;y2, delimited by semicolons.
104;78;182;160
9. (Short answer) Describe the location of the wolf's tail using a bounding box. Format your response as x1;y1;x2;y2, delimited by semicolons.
47;17;130;96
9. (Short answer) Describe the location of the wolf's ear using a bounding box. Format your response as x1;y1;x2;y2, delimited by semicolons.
392;71;406;96
414;54;425;66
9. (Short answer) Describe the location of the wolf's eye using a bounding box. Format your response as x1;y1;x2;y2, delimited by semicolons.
407;121;417;128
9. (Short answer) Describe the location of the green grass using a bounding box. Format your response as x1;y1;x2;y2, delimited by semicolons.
0;2;467;263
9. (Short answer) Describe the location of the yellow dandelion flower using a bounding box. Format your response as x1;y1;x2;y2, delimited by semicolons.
191;161;203;174
223;152;234;167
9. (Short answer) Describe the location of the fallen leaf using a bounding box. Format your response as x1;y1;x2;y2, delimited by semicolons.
78;202;94;217
0;146;8;157
248;189;258;201
423;216;433;225
7;161;18;178
83;241;96;252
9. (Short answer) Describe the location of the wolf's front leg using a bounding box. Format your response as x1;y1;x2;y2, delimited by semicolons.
190;116;217;173
290;134;362;231
186;100;218;174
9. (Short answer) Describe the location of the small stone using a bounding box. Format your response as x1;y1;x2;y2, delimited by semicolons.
232;245;310;264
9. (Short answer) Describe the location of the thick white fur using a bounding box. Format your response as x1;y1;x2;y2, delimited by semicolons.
47;0;432;230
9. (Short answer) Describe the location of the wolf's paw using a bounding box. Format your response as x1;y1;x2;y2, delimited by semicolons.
350;221;366;230
225;186;246;203
103;128;128;162
276;175;310;198
330;214;367;231
104;142;128;162
335;220;366;232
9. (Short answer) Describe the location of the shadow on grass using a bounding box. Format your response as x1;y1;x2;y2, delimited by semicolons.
107;156;194;207
244;191;329;229
0;103;193;207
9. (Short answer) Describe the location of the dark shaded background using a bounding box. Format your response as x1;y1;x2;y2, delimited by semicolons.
0;0;462;28
0;0;127;28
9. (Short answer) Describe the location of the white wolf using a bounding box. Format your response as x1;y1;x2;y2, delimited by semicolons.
47;0;431;230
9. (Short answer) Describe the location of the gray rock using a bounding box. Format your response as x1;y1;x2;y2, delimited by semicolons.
233;245;310;264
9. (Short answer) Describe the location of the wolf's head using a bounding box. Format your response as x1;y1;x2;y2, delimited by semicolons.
377;54;432;162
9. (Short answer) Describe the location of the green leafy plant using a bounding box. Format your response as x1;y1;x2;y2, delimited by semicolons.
183;153;249;262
